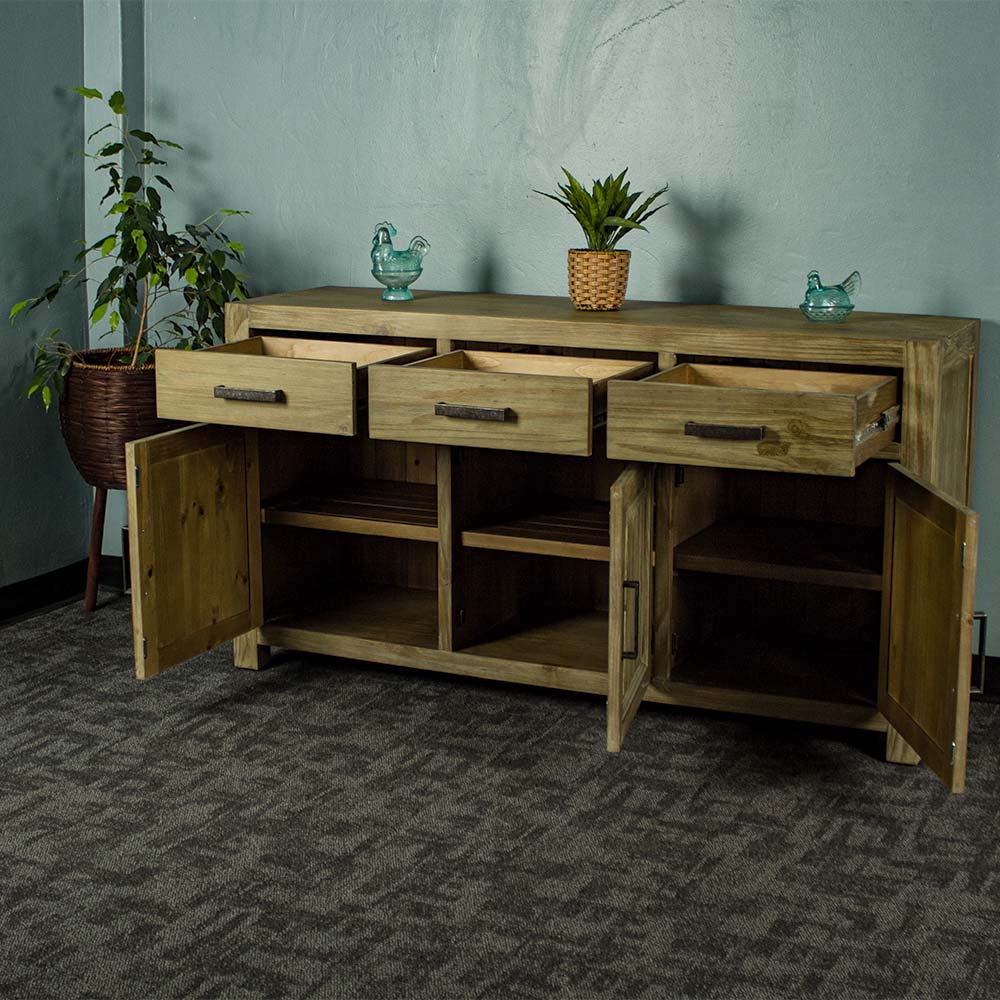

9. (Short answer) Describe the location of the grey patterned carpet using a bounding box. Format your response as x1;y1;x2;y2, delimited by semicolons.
2;593;999;1000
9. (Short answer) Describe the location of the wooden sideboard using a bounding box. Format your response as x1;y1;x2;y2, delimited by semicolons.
126;288;980;791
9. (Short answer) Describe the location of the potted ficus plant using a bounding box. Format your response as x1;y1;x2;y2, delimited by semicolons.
534;168;668;310
9;85;250;611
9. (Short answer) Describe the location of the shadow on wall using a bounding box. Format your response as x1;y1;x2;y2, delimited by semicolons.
472;235;498;293
671;192;747;304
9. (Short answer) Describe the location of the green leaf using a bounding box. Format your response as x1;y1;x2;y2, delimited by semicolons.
129;129;159;145
123;175;142;194
226;241;244;254
74;86;103;100
91;302;108;325
101;235;117;257
97;142;124;157
604;217;645;230
154;174;174;191
9;299;31;322
108;91;127;115
41;385;52;410
133;232;147;258
160;140;183;150
110;311;120;332
87;123;114;142
184;267;199;286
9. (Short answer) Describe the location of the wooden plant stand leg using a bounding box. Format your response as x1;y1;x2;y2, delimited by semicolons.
83;486;108;613
886;723;921;765
233;630;271;670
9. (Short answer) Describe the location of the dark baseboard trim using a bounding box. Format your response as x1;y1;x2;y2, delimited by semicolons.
0;556;126;626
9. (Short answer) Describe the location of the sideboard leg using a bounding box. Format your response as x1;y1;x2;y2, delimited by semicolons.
886;724;921;765
233;630;271;670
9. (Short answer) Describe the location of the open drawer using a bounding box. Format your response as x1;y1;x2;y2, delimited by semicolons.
156;336;431;435
606;363;900;475
368;350;653;456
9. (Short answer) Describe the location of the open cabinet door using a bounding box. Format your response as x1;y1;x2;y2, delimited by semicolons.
126;424;261;680
607;464;654;751
880;464;978;791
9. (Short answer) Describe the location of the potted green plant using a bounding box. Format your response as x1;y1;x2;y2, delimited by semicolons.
9;85;250;610
534;168;668;310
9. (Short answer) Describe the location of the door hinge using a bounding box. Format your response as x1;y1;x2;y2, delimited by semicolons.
950;741;957;766
142;636;148;659
134;465;141;488
673;465;685;487
961;542;967;568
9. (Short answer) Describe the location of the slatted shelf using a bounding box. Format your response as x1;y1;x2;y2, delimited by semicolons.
262;479;438;541
674;516;883;590
462;499;610;561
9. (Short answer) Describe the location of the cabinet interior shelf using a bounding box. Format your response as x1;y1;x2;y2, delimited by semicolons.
668;630;878;709
266;585;439;649
674;516;883;591
461;608;609;673
262;479;438;541
462;499;610;561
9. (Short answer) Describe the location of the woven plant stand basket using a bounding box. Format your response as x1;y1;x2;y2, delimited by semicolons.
58;348;176;489
567;249;631;311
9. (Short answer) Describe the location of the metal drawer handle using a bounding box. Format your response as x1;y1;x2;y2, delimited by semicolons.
434;402;513;423
214;385;286;404
684;421;766;441
623;580;640;660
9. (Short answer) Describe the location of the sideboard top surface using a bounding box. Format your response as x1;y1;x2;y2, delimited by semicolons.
241;286;978;366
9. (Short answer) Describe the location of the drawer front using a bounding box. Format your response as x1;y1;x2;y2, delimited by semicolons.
156;348;356;435
368;366;593;456
607;372;899;476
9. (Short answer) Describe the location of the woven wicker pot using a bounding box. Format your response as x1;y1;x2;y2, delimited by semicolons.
58;348;178;490
567;249;631;311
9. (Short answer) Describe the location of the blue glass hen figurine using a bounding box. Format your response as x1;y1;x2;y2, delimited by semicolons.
800;270;861;322
371;222;430;301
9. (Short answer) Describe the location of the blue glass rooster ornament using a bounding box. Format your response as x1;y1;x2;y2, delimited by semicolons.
800;270;861;322
370;222;430;301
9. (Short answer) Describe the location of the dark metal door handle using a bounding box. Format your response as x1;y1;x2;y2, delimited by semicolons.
622;580;640;660
434;402;513;422
684;421;766;441
214;385;286;404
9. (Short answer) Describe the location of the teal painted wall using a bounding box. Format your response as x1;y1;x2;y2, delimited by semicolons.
0;1;90;587
141;0;1000;650
6;1;999;655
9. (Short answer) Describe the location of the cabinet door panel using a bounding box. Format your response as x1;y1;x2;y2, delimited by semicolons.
880;465;977;791
607;464;654;751
127;424;261;680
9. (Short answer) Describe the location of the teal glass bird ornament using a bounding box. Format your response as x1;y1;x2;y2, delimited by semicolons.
800;270;861;322
370;222;430;301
